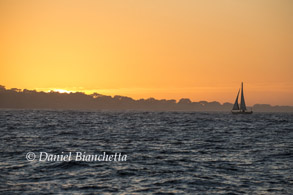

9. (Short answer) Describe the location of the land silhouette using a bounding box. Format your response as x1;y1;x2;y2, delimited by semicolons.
0;85;292;112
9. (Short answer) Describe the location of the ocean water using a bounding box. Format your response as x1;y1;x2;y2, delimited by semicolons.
0;110;292;194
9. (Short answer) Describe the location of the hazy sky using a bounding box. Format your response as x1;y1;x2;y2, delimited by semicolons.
1;0;292;105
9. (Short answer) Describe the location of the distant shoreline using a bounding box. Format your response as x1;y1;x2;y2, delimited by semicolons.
1;85;293;112
1;108;292;113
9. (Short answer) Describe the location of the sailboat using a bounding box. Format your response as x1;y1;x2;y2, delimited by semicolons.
231;82;253;114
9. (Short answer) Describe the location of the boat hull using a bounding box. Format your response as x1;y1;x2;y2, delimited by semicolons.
231;110;253;114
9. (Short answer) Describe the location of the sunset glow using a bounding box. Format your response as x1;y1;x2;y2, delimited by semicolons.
50;89;73;94
0;0;292;105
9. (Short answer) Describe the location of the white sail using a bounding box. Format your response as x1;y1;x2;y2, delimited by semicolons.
232;89;240;110
240;82;247;111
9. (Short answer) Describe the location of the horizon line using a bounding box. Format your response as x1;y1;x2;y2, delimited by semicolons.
1;84;292;107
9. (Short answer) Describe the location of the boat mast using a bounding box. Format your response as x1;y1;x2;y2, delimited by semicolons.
240;82;247;111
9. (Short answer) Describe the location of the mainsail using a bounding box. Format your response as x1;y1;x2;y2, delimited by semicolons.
232;89;240;110
240;82;247;111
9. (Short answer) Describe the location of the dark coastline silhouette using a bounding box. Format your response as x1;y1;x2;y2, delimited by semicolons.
0;85;292;112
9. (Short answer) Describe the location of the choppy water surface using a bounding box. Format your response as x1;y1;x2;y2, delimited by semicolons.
0;110;292;194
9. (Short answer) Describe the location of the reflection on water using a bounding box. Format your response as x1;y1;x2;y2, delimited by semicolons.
0;110;292;194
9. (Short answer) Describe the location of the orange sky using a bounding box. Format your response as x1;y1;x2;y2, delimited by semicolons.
0;0;292;105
